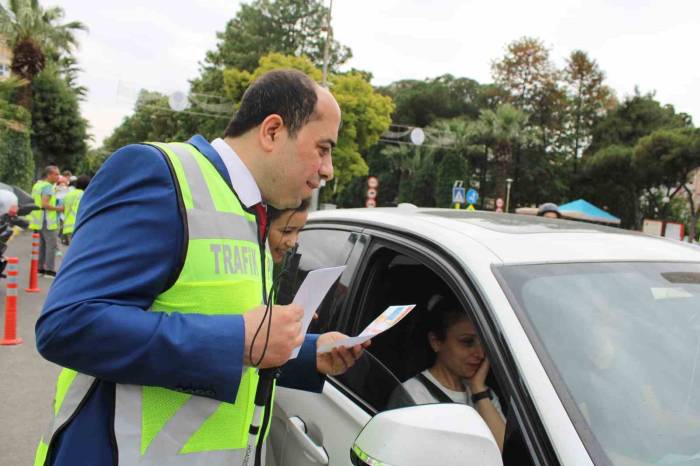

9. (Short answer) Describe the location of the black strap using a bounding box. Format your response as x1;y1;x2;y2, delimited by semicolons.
415;373;454;404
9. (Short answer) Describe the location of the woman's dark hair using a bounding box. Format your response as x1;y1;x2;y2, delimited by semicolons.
268;198;310;223
224;69;319;139
427;294;471;341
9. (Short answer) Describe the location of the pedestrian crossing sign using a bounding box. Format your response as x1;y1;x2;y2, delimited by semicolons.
452;187;466;204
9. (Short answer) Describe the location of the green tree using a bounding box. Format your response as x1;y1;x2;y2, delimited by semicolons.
492;37;566;153
587;91;691;155
76;147;110;176
428;118;473;207
635;128;700;240
380;144;424;203
204;0;350;72
435;150;469;207
102;54;394;199
470;104;530;202
0;99;33;189
0;0;86;109
103;90;188;152
562;50;616;174
579;145;638;228
31;67;88;170
380;75;493;127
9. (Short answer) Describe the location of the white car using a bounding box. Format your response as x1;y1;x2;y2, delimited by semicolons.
269;206;700;466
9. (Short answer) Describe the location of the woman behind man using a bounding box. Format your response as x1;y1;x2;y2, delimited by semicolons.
393;294;506;450
267;199;309;265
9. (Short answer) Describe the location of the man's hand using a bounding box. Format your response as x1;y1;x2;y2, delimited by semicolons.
316;332;370;376
243;304;304;368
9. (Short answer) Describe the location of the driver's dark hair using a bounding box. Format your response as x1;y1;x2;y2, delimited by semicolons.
427;294;470;341
224;69;319;139
268;198;311;223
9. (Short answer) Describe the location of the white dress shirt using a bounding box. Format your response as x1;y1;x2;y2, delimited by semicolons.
210;138;262;208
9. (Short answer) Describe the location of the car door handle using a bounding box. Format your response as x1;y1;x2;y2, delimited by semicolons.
287;416;329;465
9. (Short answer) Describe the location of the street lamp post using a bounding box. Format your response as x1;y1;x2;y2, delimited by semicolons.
321;0;334;88
505;178;514;213
312;0;334;211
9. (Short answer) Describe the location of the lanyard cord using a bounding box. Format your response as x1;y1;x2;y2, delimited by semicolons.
248;211;299;367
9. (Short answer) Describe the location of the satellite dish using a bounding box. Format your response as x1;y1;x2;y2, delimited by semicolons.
410;127;425;146
168;91;189;112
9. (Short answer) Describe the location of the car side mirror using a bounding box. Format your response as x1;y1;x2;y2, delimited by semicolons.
351;404;502;466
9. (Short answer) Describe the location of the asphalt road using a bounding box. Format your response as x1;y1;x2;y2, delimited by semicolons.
0;230;63;466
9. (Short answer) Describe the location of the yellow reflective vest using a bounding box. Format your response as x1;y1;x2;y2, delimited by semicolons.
34;142;273;466
29;180;58;230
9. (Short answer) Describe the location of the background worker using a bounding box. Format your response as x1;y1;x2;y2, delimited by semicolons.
34;69;366;466
61;175;90;245
29;165;63;278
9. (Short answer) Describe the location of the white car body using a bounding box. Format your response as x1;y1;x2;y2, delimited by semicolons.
269;207;700;466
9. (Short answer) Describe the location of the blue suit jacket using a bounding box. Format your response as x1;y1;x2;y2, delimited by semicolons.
35;135;324;465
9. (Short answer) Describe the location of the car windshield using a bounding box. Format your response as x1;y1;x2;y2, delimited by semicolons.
497;262;700;466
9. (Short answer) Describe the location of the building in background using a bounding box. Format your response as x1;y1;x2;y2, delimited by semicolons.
0;35;12;79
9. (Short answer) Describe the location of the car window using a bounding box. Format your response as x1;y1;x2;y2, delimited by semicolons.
291;228;361;333
336;246;472;411
297;228;356;271
498;261;700;466
335;242;538;466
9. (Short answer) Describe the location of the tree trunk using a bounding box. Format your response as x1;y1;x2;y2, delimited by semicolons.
683;184;698;242
480;145;488;208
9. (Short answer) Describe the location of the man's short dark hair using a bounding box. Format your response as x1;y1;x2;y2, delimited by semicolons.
43;165;58;178
75;175;91;191
224;69;319;139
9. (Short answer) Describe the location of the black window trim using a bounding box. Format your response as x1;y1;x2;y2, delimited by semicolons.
313;220;560;466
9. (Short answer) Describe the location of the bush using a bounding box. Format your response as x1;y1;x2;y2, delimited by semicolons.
0;100;34;190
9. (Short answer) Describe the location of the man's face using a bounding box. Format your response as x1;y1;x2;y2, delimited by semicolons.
268;88;341;209
47;169;60;184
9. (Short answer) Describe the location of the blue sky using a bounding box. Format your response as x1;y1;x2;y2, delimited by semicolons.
54;0;700;147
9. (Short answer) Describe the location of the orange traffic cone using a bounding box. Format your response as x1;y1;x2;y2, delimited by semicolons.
26;233;41;293
1;257;22;345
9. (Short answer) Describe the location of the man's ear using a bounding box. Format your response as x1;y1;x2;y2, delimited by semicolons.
259;114;285;152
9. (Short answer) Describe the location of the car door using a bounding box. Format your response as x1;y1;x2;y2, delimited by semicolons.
269;226;375;466
270;224;553;466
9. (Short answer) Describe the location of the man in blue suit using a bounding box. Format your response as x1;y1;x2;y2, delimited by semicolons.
35;69;366;465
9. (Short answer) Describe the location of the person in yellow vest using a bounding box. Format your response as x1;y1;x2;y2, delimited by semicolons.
61;175;90;245
34;69;368;466
29;165;63;278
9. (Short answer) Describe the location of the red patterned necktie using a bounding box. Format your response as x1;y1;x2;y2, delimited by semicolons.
253;203;267;243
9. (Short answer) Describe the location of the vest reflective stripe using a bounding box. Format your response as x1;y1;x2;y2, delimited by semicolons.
113;385;246;465
35;140;273;466
62;189;83;234
34;370;96;466
29;180;58;230
168;143;217;211
188;207;258;240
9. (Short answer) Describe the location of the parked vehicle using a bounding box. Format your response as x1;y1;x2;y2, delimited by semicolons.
269;206;700;466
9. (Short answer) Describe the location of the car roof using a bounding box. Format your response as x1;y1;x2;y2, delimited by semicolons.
308;206;700;265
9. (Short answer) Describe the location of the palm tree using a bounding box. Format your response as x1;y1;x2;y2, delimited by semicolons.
0;0;86;108
470;104;530;201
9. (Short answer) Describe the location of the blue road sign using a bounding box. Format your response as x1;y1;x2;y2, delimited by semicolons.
452;187;466;204
466;188;479;205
